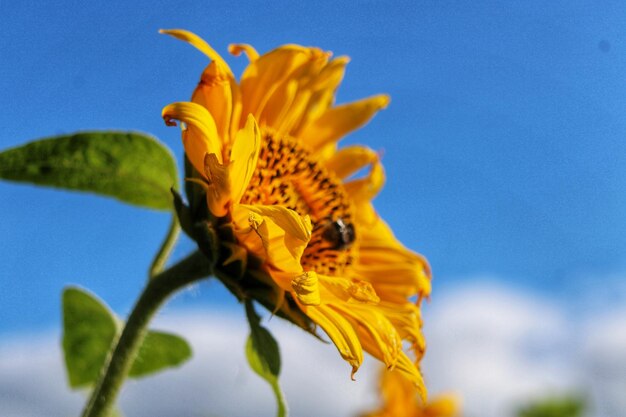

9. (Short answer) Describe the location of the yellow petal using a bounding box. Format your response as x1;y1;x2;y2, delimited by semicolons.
305;305;363;377
292;56;350;135
299;94;390;150
162;102;222;175
229;43;260;61
315;142;339;162
324;145;378;179
231;204;311;273
159;29;232;75
229;115;261;204
331;303;401;369
310;56;350;92
277;54;348;136
192;61;234;142
262;50;329;131
357;214;423;261
369;369;430;417
353;200;378;227
348;279;382;303
203;153;231;217
343;158;385;202
380;370;417;416
318;274;380;304
230;213;269;268
262;79;299;129
359;261;430;300
355;215;432;299
239;45;315;126
242;204;312;242
274;87;313;136
394;352;427;402
292;271;321;305
423;395;461;417
375;302;426;359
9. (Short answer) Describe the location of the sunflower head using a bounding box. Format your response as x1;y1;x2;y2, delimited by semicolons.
162;29;432;398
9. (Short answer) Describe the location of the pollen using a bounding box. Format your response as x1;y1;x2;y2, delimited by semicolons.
239;130;355;275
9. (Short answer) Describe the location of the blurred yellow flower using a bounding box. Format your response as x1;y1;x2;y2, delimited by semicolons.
363;369;460;417
161;29;431;398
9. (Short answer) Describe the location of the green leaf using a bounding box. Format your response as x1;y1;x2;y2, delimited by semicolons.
129;330;192;377
0;131;178;210
63;287;118;388
62;286;192;389
245;302;287;417
517;395;586;417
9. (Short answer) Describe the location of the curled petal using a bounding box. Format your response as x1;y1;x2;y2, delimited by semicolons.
162;102;222;175
159;29;232;75
229;43;260;61
343;158;386;202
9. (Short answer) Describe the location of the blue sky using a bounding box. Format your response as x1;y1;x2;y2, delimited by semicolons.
2;1;626;335
3;2;626;417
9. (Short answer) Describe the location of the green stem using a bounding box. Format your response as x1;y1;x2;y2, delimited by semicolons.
81;250;213;417
271;380;287;417
149;217;181;279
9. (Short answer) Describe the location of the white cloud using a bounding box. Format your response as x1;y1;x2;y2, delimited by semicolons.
118;312;379;417
0;311;378;417
581;307;626;417
1;281;625;417
0;333;83;417
422;282;578;417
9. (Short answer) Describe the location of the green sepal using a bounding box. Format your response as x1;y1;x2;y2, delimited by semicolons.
220;242;248;280
245;301;287;417
0;131;179;210
215;264;319;339
192;220;220;266
62;286;192;389
184;156;210;221
171;188;195;238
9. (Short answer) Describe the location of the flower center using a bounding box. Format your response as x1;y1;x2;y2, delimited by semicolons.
239;130;355;276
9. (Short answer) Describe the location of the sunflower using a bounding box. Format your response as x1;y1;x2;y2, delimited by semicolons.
161;29;431;398
362;369;460;417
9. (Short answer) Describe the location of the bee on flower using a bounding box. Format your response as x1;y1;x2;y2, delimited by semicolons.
161;29;432;399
